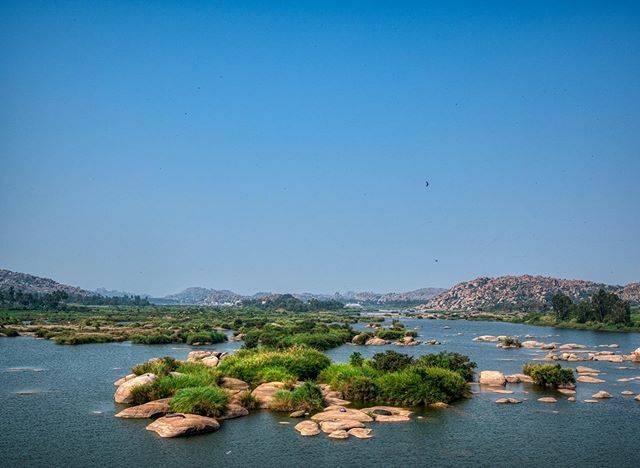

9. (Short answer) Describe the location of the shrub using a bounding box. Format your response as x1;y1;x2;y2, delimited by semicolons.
0;328;19;337
352;332;372;345
318;364;380;401
237;391;258;410
522;363;575;387
349;351;364;367
375;329;405;340
371;350;415;372
500;337;522;348
169;386;228;417
414;352;477;382
377;367;469;405
217;346;330;386
130;373;220;404
256;366;296;383
132;356;179;376
404;330;418;338
270;382;324;412
130;333;173;345
185;331;227;345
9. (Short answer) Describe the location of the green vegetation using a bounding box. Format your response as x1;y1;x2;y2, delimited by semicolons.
185;331;227;345
319;350;474;406
132;356;179;376
270;382;325;412
0;287;149;310
169;386;228;417
522;363;575;388
131;364;221;404
217;346;331;386
552;290;631;325
500;336;522;348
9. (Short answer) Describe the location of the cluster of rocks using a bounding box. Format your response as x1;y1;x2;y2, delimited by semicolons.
542;346;640;364
357;335;440;346
294;405;414;440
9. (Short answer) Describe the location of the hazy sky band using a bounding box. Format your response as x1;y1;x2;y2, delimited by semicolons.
1;1;639;296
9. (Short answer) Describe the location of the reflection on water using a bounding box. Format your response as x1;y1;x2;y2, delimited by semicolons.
1;319;639;468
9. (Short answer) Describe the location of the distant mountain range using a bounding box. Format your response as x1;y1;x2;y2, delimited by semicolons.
421;275;640;311
2;268;637;311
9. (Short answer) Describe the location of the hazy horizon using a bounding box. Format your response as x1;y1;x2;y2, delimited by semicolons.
2;1;639;297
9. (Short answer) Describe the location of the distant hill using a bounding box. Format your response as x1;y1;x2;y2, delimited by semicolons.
421;275;639;311
0;269;90;297
94;287;150;298
160;286;446;306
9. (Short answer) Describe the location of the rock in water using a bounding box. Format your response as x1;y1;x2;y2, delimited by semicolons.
295;420;320;436
591;391;612;399
348;428;373;439
218;403;249;420
146;414;220;438
495;398;521;404
537;397;557;403
320;419;365;433
328;430;349;439
620;391;634;396
478;371;506;386
113;373;136;387
311;407;374;423
115;398;171;419
289;410;305;418
114;373;157;404
577;376;605;384
576;366;599;374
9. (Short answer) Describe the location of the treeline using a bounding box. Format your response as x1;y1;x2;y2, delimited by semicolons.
552;289;631;325
242;294;345;312
0;287;150;310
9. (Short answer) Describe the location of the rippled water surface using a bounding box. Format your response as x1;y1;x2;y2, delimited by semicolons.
1;319;639;468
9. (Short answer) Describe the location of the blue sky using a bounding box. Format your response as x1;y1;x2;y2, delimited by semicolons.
1;1;639;296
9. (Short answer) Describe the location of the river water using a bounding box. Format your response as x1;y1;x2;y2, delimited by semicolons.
1;319;639;467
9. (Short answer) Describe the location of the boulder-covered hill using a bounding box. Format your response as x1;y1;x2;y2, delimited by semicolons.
0;268;90;296
421;275;639;311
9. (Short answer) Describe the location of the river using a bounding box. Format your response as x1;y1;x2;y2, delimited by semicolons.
1;319;639;467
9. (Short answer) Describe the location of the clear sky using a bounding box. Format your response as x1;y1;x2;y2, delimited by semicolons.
1;1;639;296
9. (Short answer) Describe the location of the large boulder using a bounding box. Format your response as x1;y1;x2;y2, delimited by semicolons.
592;391;612;399
328;430;349;439
187;351;221;362
114;373;157;404
251;382;285;409
221;377;249;393
218;403;249;420
115;398;171;419
576;366;599;374
364;337;388;346
114;373;136;387
521;341;543;348
200;355;219;367
505;373;534;384
295;420;320;436
348;428;373;439
360;406;412;422
592;354;624;363
146;413;220;438
319;419;365;433
478;371;506;386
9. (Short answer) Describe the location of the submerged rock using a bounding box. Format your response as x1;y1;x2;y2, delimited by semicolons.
146;413;220;438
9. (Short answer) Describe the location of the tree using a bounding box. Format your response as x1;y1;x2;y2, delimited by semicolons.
551;292;573;321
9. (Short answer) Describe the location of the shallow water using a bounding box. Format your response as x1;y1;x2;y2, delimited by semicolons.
1;319;639;468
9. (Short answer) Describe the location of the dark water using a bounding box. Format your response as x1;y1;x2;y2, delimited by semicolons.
1;319;639;468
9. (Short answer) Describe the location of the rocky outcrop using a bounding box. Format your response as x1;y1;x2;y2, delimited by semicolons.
421;275;630;311
295;420;320;436
360;406;412;422
319;420;365;433
115;398;170;419
114;373;157;404
505;373;533;384
146;413;220;438
311;406;374;423
328;430;349;439
364;337;388;346
114;373;136;387
478;371;506;386
251;382;285;409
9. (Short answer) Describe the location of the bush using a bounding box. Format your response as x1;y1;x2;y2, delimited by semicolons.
377;367;469;405
169;386;228;417
349;352;364;367
522;363;575;387
371;350;415;372
270;382;324;412
53;333;125;345
217;346;330;386
352;332;372;345
375;329;406;340
130;333;173;345
185;331;227;345
318;364;380;401
500;337;522;348
0;328;19;337
414;352;477;382
256;366;296;383
237;391;258;410
130;373;220;404
132;356;179;376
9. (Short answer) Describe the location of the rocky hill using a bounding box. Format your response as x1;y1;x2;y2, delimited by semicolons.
421;275;638;311
163;287;244;305
0;269;90;297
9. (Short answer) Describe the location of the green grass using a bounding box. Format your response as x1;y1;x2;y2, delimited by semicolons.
185;331;227;345
169;386;228;417
270;382;325;412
